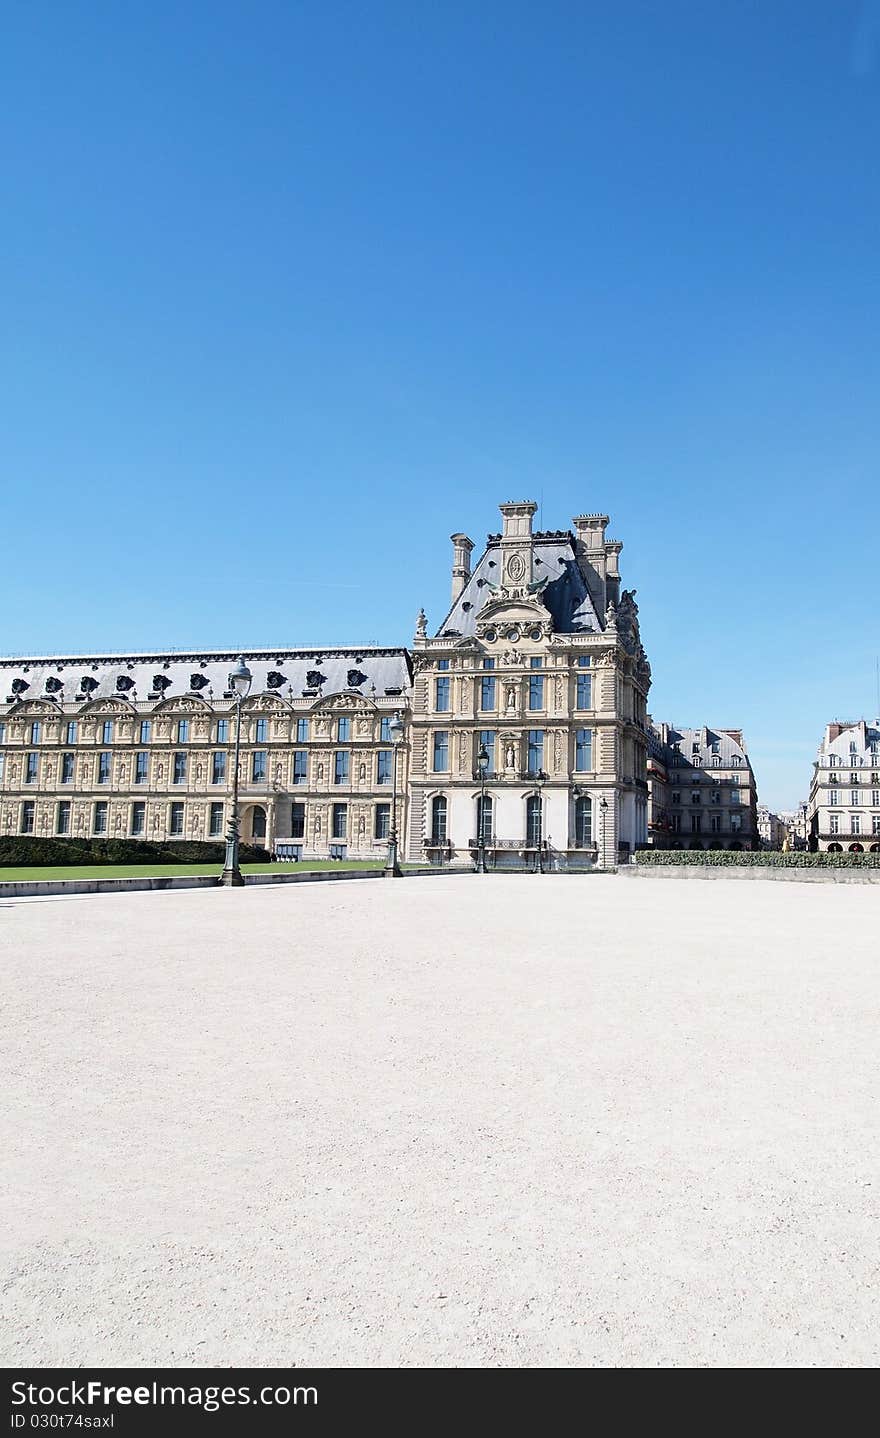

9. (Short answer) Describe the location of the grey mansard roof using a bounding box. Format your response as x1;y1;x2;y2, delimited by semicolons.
0;647;412;707
437;534;602;637
663;726;752;769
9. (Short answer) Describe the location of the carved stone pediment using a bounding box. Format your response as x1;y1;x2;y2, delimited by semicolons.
150;694;213;715
5;696;60;715
310;691;377;715
244;692;288;712
76;696;138;715
474;589;552;635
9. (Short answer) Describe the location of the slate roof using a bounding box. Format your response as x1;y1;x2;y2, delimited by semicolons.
662;726;751;769
0;648;412;707
437;535;602;637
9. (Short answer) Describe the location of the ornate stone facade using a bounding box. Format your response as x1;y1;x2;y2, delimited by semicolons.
408;501;650;867
0;649;411;860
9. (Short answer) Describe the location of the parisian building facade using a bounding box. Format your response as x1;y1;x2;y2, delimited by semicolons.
646;722;759;850
0;500;653;868
0;649;412;861
807;719;880;853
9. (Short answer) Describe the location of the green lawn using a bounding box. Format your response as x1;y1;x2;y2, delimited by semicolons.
0;860;387;882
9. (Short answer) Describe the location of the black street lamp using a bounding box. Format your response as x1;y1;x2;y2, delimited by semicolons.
536;768;547;873
599;794;609;871
476;742;489;873
385;710;405;877
220;656;252;887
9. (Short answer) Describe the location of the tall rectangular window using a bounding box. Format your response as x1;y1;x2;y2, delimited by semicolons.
216;719;228;743
94;801;108;834
0;721;6;742
528;673;544;711
102;720;114;744
852;814;861;835
851;790;859;808
252;751;267;782
139;720;151;744
61;753;75;784
177;719;189;743
209;802;224;837
255;718;268;743
480;674;496;711
131;802;146;836
527;730;544;775
433;731;449;772
575;728;593;772
710;813;721;832
334;751;349;785
830;813;840;835
377;750;392;785
25;752;39;784
169;802;184;836
478;730;495;774
437;658;450;670
296;717;309;743
56;801;71;835
66;720;78;744
31;721;41;744
97;752;110;784
576;672;592;709
337;717;350;742
690;814;702;834
435;677;450;712
872;815;880;835
135;752;149;784
212;752;226;784
21;800;35;834
332;803;347;838
290;802;305;839
173;752;187;784
375;803;391;839
293;751;308;784
830;790;840;805
380;716;391;743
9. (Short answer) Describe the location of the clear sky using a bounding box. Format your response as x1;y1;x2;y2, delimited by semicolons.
2;2;878;809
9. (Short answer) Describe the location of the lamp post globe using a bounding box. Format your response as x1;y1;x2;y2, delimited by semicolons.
385;711;405;877
220;656;253;887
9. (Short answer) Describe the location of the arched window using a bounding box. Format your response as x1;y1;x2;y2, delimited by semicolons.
526;795;542;847
430;795;447;845
574;794;592;847
251;806;267;840
476;794;492;842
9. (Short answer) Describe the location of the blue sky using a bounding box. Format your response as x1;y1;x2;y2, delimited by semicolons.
2;2;878;808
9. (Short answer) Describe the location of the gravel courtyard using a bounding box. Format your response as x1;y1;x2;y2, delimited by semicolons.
2;873;878;1368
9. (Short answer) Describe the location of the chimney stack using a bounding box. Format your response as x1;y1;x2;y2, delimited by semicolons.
450;533;474;604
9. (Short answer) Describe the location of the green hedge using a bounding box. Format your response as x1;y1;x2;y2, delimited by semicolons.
0;837;269;868
635;849;880;869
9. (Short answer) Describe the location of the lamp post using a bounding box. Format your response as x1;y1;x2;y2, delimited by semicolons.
599;794;609;870
536;768;547;873
476;743;489;872
220;655;252;887
385;710;405;877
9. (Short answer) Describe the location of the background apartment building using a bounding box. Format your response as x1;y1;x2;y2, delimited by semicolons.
647;722;758;850
808;719;880;853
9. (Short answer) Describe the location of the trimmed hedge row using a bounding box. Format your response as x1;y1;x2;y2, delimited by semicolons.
0;837;269;867
635;849;880;869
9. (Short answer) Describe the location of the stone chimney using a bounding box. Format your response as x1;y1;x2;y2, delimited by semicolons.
498;501;537;589
573;514;610;614
450;533;474;604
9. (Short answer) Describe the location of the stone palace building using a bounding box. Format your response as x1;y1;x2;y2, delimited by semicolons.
0;500;654;868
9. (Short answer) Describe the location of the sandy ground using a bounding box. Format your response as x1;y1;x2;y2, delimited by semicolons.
1;873;878;1369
